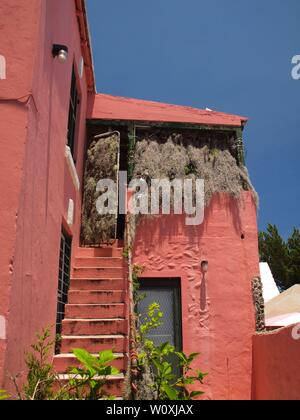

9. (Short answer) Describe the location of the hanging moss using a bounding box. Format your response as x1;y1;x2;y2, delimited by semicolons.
81;134;120;246
132;129;258;207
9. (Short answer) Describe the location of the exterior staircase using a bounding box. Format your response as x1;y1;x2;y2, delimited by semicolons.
53;244;128;397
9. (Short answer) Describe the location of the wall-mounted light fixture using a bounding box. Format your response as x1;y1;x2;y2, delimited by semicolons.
52;44;69;64
201;260;209;274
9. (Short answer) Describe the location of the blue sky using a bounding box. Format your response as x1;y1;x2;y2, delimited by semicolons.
86;0;300;239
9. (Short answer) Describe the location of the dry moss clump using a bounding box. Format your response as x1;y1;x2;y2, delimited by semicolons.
133;130;258;207
81;134;119;246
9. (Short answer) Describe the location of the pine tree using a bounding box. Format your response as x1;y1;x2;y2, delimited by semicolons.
287;228;300;287
258;224;289;290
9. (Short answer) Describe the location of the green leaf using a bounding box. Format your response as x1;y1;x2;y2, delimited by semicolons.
196;371;208;382
187;353;200;364
73;349;97;371
182;377;194;385
190;391;204;399
110;367;119;376
153;359;164;372
0;390;10;400
98;350;116;365
175;352;188;365
162;384;178;400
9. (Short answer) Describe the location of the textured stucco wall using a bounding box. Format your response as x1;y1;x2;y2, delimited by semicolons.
133;192;260;400
0;0;88;388
0;0;41;387
252;325;300;400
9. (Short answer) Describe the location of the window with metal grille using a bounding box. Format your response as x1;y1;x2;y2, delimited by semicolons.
67;67;79;158
137;278;182;351
56;232;72;339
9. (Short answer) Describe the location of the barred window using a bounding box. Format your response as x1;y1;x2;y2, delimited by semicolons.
67;67;79;158
56;232;72;342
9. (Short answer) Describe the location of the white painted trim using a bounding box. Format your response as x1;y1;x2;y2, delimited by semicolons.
0;55;6;80
67;199;75;226
0;316;6;340
65;146;80;191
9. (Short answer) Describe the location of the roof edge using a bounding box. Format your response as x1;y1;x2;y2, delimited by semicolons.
75;0;95;92
90;93;248;128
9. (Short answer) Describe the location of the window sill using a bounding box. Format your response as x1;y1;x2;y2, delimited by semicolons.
65;145;80;191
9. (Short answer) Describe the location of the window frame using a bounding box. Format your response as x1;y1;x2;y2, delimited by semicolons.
67;66;80;160
137;278;183;352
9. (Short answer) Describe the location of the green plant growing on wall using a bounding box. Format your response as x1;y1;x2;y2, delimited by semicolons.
209;147;219;161
132;264;145;305
136;303;207;400
0;389;10;400
122;246;131;259
174;352;207;400
67;349;119;400
184;162;197;176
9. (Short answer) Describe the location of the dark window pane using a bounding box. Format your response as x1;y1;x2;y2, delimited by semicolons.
137;279;182;375
67;68;79;158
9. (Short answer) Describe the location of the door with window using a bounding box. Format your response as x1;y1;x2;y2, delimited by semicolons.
137;279;182;364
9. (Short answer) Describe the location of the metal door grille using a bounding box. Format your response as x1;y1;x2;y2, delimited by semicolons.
137;279;182;350
56;232;72;338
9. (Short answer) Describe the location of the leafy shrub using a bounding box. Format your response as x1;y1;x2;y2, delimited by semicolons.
67;349;119;400
0;390;10;401
9;328;57;400
7;328;118;400
136;303;207;400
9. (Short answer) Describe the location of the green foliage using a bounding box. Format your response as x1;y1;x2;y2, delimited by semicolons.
138;302;163;340
132;264;145;305
122;246;130;259
209;148;220;160
67;349;119;400
184;162;197;176
0;389;10;400
287;228;300;287
8;328;118;400
21;328;57;400
259;224;300;290
137;303;206;400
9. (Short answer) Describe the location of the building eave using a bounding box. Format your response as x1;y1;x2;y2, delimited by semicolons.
89;93;248;128
75;0;96;92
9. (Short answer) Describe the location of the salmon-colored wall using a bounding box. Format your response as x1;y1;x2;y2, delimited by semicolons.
252;325;300;400
0;0;89;388
0;0;41;386
133;192;260;400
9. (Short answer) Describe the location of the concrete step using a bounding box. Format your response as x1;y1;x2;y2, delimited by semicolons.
57;374;124;397
53;353;128;374
62;318;128;336
76;247;124;258
69;290;125;305
75;257;125;268
65;304;126;319
61;335;127;354
70;278;126;291
73;267;125;279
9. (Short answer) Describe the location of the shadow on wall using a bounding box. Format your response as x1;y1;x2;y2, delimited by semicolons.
133;192;251;250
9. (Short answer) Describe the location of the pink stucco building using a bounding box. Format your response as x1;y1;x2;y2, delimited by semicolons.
0;0;299;400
